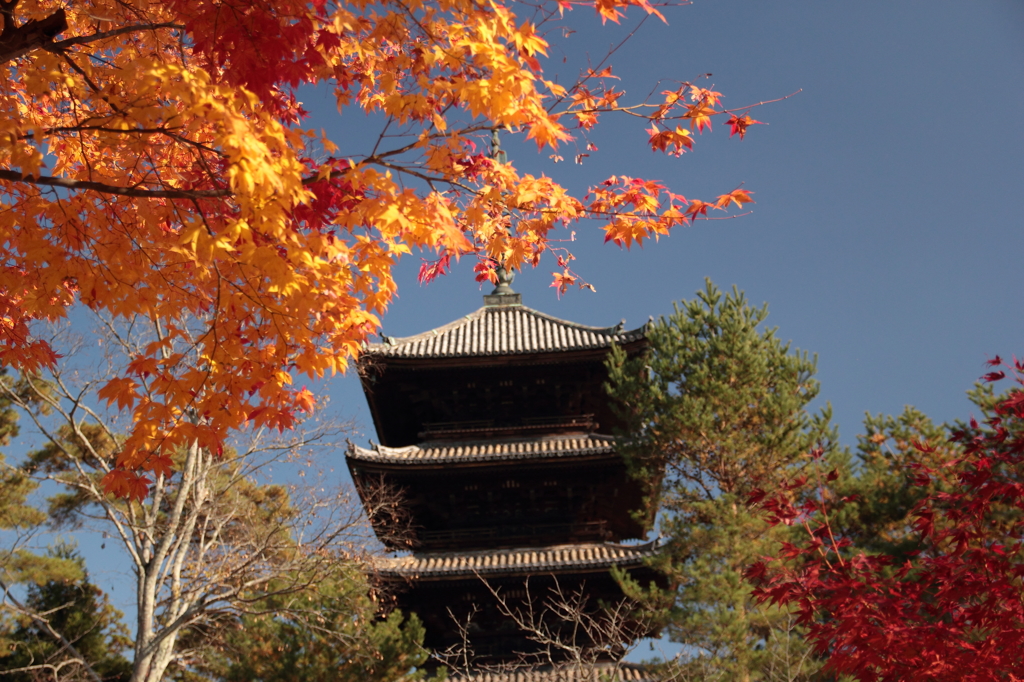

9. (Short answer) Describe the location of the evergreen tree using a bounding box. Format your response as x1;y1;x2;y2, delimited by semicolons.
826;407;958;566
0;369;103;680
176;566;430;682
0;368;70;588
1;545;132;682
606;280;835;682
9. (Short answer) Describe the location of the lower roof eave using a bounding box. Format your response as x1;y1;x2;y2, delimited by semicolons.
441;662;655;681
374;541;656;581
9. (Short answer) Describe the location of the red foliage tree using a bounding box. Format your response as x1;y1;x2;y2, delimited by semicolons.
747;357;1024;682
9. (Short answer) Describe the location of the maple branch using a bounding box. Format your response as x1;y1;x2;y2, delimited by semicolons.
546;13;650;113
0;169;231;199
723;89;803;114
2;154;465;200
46;22;185;51
0;6;66;64
557;89;802;126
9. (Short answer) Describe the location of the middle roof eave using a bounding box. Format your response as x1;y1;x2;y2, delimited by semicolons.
346;434;618;466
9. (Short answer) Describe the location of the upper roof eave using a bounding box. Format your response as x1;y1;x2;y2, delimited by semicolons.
361;304;649;361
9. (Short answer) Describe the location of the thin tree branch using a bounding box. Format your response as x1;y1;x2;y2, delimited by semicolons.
46;22;185;51
0;577;104;682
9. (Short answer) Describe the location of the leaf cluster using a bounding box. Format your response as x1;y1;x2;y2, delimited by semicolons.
749;359;1024;682
0;0;770;497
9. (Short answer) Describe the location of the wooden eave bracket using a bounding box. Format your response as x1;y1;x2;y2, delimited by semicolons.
0;8;67;64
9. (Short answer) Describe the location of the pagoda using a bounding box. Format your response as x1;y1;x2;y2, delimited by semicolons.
347;273;659;678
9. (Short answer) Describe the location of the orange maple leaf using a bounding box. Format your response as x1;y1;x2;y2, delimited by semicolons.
726;114;763;140
684;200;712;223
147;455;175;479
648;125;693;156
716;189;755;210
684;102;716;133
101;469;151;502
97;377;140;412
550;270;577;296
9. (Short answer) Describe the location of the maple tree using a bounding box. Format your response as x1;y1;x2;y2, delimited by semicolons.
747;358;1024;682
0;0;765;494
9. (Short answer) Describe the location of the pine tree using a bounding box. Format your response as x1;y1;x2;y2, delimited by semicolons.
826;407;958;566
176;566;430;682
606;280;834;682
1;545;132;682
0;369;102;680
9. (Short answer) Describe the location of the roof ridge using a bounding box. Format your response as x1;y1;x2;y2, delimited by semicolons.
397;540;656;559
376;306;489;347
443;662;653;681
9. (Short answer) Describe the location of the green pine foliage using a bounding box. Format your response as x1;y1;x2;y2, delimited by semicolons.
0;369;95;674
176;567;431;682
0;545;132;682
606;280;835;682
0;449;81;591
825;407;957;565
0;369;51;553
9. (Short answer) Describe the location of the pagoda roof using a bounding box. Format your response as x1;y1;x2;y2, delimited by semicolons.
445;663;653;681
347;435;616;466
376;542;654;579
366;304;647;360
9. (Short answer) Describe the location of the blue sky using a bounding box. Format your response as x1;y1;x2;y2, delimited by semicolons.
315;0;1024;451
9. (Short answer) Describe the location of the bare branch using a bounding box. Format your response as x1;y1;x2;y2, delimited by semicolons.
47;22;185;51
0;168;232;199
0;576;104;682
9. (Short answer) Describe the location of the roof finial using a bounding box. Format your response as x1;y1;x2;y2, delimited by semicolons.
483;263;522;306
491;265;515;295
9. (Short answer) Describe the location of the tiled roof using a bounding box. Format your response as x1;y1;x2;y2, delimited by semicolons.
348;435;616;465
377;542;653;579
445;663;654;681
367;305;647;359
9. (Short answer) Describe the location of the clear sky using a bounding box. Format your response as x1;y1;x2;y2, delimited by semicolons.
312;0;1024;452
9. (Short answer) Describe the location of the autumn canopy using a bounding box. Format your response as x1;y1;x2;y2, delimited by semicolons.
0;0;758;496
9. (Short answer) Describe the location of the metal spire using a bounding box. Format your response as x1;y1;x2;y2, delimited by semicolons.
482;129;522;306
490;128;508;165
